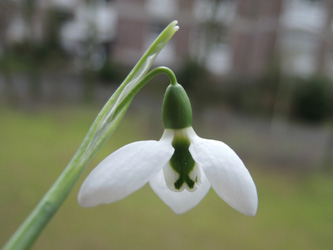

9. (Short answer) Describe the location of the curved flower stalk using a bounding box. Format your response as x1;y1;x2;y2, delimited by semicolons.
79;83;258;216
4;21;179;250
80;21;179;164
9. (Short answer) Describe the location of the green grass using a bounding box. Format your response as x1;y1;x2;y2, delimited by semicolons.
1;107;333;250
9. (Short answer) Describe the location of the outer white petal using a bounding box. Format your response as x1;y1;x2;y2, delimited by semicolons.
189;137;258;216
162;163;181;192
149;165;211;214
78;140;174;207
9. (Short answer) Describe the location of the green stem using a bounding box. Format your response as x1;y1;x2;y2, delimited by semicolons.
3;66;177;250
3;22;178;250
2;148;92;250
117;66;178;111
89;67;177;141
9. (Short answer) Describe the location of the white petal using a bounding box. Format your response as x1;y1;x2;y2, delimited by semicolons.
162;163;180;192
78;140;174;207
149;166;211;214
190;138;258;216
188;164;202;189
159;129;174;143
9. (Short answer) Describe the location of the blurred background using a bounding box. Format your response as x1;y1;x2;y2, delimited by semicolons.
1;0;333;249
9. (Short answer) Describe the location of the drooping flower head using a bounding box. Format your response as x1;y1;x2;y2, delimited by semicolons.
78;83;258;216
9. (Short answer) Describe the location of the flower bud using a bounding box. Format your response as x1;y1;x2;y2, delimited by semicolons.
162;83;192;129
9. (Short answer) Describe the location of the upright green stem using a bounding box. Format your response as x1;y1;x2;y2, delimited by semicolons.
2;143;93;250
3;67;177;250
3;21;179;250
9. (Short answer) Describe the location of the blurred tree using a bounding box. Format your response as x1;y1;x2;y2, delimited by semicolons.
315;0;333;74
177;59;208;91
292;76;332;122
0;0;18;106
22;0;35;39
43;8;71;56
315;1;333;171
229;0;283;78
196;0;228;66
323;128;333;173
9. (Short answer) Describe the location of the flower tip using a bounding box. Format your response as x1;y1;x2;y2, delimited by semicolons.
77;188;103;208
171;20;180;31
169;203;193;215
173;209;188;215
77;193;94;208
241;196;258;217
234;204;257;217
246;206;258;217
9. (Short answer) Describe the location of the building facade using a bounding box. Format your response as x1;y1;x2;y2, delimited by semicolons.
2;0;333;78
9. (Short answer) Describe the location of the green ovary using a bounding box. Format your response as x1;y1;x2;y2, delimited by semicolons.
170;137;197;190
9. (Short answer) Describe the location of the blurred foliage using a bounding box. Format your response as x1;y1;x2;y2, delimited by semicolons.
0;42;68;73
43;8;71;54
291;76;332;123
176;59;215;113
213;62;283;117
0;38;69;105
222;78;275;116
203;64;333;124
177;59;209;91
95;59;125;84
0;6;69;73
172;58;289;118
80;59;126;103
174;58;333;125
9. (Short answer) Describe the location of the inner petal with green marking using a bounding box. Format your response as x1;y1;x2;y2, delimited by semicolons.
165;135;200;191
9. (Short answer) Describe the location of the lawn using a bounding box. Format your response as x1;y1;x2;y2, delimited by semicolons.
1;106;332;250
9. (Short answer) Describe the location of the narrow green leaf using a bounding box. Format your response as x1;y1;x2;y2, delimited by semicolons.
3;20;179;250
82;20;179;160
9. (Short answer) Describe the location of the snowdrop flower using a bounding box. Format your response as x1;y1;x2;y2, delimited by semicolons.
78;83;258;216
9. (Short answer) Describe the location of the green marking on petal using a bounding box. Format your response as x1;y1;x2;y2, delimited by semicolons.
170;136;196;190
